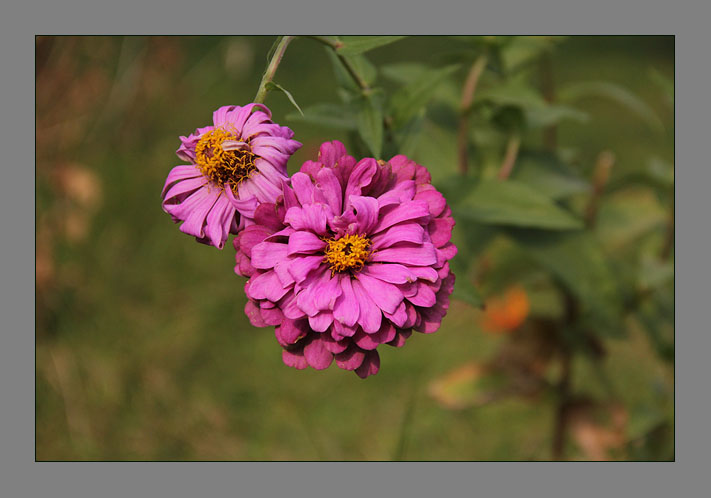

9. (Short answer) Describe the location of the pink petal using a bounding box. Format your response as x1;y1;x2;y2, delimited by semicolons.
370;243;437;266
371;223;425;250
315;167;343;215
287;255;324;283
246;270;289;302
288;231;326;255
349;195;380;234
351;278;382;334
333;276;359;327
334;346;366;371
372;200;430;234
355;273;404;315
303;336;334;370
361;263;417;284
282;348;308;370
355;350;380;378
250;242;288;269
244;300;267;327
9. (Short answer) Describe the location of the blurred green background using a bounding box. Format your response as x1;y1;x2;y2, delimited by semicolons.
36;36;673;460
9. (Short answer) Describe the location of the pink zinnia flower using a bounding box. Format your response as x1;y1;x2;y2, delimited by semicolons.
234;141;457;378
161;104;301;248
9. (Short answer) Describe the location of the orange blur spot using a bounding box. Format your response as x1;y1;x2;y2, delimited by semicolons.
480;285;530;334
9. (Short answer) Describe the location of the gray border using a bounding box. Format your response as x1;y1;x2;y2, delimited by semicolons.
3;0;707;496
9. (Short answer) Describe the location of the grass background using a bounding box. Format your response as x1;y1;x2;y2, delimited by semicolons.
36;35;673;460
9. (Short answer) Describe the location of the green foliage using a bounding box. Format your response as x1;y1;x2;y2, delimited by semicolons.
336;36;407;56
388;64;461;128
456;179;584;230
265;81;303;115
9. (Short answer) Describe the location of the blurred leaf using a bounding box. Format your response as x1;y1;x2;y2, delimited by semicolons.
449;254;484;308
507;229;623;335
356;93;384;158
477;81;546;110
456;179;584;230
559;81;665;133
648;67;674;108
512;151;590;200
596;189;667;251
525;104;589;128
287;103;357;130
381;62;461;108
325;49;378;96
500;36;566;73
638;257;674;292
388;64;461;128
265;81;303;116
636;301;674;363
336;36;407;55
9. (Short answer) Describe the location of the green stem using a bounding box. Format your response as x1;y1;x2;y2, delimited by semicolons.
253;36;294;104
458;55;488;175
306;35;372;96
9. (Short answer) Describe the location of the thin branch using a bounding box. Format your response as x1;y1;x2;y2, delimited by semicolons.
541;53;557;151
306;35;372;96
253;36;294;104
497;134;521;180
457;55;488;175
584;150;615;228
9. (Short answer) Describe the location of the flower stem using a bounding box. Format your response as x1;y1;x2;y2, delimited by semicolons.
253;36;294;104
458;55;488;175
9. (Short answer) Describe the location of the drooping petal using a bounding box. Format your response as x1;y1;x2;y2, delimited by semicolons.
303;336;334;370
333;276;359;327
355;350;380;378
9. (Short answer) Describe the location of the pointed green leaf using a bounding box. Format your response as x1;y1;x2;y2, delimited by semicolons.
388;64;461;128
265;81;303;116
559;81;664;133
336;36;407;56
286;103;357;130
356;94;383;158
512;151;590;200
455;179;584;230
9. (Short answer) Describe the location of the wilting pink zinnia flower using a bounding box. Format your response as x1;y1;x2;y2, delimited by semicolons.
161;104;301;248
234;141;457;378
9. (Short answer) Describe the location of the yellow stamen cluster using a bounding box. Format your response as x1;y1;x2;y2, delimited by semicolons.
194;128;257;194
323;234;372;275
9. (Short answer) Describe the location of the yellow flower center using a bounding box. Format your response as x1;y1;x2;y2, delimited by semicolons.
323;234;372;275
194;128;257;194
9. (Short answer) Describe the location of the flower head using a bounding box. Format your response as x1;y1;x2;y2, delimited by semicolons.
161;104;301;248
234;141;457;378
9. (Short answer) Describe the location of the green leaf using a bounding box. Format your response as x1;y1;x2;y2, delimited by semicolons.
265;81;303;116
512;151;590;200
500;36;566;73
477;81;546;110
559;81;665;133
336;36;407;56
356;94;384;158
455;179;584;230
506;229;623;335
524;104;589;128
325;49;378;97
388;64;461;128
449;248;485;308
286;103;357;130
